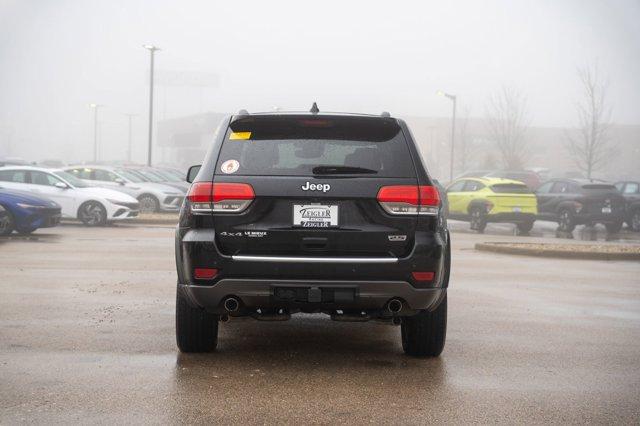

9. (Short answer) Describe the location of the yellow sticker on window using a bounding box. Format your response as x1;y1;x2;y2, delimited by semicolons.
229;131;251;140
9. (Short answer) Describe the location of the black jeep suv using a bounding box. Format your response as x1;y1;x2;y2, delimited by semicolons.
175;110;451;356
535;179;625;233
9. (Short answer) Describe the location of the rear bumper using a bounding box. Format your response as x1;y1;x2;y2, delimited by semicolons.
487;212;535;223
180;279;446;313
575;212;624;224
176;228;449;313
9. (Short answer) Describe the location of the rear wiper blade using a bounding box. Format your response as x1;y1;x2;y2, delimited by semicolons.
312;165;378;175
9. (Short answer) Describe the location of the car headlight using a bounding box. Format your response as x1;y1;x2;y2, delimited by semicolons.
17;203;47;209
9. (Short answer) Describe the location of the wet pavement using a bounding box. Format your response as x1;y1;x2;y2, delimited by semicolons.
1;224;639;424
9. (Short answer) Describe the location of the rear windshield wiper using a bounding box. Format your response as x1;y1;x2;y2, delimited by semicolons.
312;165;378;175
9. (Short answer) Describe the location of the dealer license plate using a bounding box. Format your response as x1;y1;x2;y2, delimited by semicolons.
293;204;339;228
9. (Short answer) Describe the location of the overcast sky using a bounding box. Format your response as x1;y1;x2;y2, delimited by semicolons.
1;0;639;162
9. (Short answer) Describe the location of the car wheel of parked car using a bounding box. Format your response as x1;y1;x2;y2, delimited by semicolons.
176;285;219;353
605;220;623;234
78;201;107;226
138;194;160;213
469;207;487;233
557;209;576;232
629;209;640;232
516;221;534;233
401;295;447;357
0;209;15;235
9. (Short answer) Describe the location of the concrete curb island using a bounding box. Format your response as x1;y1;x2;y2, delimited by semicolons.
475;242;640;261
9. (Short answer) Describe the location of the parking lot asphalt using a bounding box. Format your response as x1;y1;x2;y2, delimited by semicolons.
1;224;639;424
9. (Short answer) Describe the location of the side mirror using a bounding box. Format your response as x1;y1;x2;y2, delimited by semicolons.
186;165;201;183
114;178;125;185
54;182;69;189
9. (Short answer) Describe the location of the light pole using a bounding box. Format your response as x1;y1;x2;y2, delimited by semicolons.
89;103;103;163
123;113;138;163
437;91;457;181
143;44;160;167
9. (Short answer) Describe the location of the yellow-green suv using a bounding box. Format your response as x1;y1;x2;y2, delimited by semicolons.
445;177;538;233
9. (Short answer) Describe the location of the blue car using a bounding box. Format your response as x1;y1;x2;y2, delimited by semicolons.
0;189;62;235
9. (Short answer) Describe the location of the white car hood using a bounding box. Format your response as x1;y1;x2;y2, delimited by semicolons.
75;187;139;203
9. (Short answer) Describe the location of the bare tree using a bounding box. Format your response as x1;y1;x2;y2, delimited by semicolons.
565;64;613;179
485;86;530;169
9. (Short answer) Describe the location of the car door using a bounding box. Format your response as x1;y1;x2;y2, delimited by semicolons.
445;180;468;215
535;181;556;219
92;168;124;190
28;171;77;217
0;169;29;191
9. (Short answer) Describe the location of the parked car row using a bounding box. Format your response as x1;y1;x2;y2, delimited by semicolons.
62;165;185;212
443;175;635;234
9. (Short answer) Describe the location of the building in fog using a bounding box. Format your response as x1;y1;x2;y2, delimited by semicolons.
157;112;227;168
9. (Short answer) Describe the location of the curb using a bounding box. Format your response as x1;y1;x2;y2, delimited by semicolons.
474;242;640;261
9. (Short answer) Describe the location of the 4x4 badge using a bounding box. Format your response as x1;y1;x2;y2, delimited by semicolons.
301;182;331;192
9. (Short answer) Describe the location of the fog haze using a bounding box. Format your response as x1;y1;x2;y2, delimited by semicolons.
0;0;639;163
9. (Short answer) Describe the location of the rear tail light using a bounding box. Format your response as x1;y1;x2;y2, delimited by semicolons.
377;185;440;216
187;182;255;214
194;268;218;280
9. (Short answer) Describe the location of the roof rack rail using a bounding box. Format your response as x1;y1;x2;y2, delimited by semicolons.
380;111;390;117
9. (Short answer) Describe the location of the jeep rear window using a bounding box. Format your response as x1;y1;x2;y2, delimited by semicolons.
490;183;531;194
215;115;415;177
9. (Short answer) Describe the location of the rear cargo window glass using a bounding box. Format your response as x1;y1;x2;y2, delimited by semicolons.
624;183;639;194
215;116;415;177
490;183;531;194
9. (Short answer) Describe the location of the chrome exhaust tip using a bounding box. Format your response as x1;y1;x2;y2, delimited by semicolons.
387;299;403;314
223;297;240;312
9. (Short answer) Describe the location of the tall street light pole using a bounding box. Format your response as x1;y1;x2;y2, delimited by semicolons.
123;113;138;163
89;103;103;163
438;91;457;181
143;45;160;167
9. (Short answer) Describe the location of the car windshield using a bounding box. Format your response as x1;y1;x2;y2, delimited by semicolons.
115;169;145;183
152;169;180;182
53;171;90;188
135;169;166;183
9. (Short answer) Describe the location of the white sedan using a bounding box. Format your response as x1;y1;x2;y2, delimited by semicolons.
0;166;140;226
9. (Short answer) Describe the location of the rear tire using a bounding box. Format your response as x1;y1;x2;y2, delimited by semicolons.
0;209;15;235
629;209;640;232
401;295;447;357
516;220;534;234
469;207;487;233
557;209;576;232
605;220;623;234
176;286;219;353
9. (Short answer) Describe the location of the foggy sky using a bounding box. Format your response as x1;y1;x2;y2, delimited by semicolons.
0;0;639;163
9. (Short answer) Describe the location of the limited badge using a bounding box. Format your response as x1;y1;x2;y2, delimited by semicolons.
220;159;240;174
